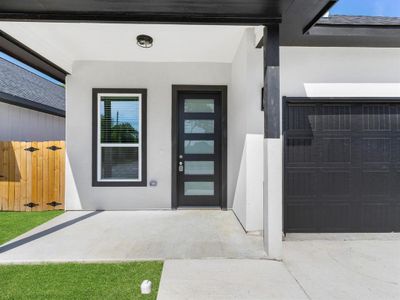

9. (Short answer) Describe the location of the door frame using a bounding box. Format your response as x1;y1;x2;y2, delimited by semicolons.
171;85;227;209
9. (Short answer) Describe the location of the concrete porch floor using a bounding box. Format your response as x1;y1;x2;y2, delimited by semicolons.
0;210;266;263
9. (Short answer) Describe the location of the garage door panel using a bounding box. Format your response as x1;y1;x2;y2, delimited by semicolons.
287;104;316;132
394;105;400;131
320;203;351;232
322;137;351;163
285;203;316;232
286;170;316;197
285;101;399;233
321;104;351;131
362;104;391;131
396;204;400;231
361;203;392;231
286;137;316;165
361;138;391;163
391;170;400;195
395;138;400;162
361;170;390;197
320;170;351;197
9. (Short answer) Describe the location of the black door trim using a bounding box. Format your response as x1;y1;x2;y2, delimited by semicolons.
172;85;227;209
283;96;400;233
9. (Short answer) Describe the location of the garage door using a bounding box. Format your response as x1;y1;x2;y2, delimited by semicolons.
284;100;400;233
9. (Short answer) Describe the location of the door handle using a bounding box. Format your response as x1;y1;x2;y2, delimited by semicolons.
178;161;184;172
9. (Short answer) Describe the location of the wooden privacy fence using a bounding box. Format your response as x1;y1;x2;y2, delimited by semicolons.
0;141;65;211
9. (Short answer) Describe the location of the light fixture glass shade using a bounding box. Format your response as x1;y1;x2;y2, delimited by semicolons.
136;34;153;48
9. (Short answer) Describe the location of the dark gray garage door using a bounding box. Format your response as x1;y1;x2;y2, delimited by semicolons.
284;99;400;233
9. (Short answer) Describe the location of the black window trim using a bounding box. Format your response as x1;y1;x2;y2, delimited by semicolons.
92;88;147;187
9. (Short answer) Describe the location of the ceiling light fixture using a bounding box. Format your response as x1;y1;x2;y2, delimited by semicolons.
136;34;153;48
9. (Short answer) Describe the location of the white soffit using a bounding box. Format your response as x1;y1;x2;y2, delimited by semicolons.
0;22;249;72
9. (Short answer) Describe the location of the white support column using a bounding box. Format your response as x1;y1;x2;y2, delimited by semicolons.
262;25;283;259
263;139;283;259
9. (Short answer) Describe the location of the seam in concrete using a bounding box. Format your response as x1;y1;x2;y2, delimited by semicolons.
0;257;279;265
231;209;248;233
283;261;312;300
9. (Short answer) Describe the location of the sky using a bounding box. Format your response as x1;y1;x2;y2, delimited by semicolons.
330;0;400;17
0;51;63;86
100;100;139;130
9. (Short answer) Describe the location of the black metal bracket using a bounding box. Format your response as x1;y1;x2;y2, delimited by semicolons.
24;202;39;208
24;147;39;152
47;201;62;207
47;145;62;151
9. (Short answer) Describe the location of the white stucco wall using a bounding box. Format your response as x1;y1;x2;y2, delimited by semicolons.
65;61;231;210
232;134;264;232
0;102;65;141
281;47;400;97
65;42;400;213
229;28;264;229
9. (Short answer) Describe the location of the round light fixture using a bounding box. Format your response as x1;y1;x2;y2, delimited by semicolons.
136;34;153;48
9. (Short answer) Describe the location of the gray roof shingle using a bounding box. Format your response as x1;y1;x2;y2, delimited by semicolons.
319;15;400;26
0;57;65;111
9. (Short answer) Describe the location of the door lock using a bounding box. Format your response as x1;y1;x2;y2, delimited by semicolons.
178;161;184;172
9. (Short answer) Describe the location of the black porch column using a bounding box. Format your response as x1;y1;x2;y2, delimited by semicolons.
263;25;280;138
262;24;282;259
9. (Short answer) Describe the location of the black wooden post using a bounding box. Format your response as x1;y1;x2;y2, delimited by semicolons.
263;25;280;138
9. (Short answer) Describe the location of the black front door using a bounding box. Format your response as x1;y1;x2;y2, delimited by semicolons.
177;92;222;207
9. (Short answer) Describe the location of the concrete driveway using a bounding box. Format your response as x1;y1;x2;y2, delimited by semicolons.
283;234;400;300
158;234;400;300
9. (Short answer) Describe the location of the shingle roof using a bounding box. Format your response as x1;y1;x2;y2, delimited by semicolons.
318;15;400;26
0;57;65;111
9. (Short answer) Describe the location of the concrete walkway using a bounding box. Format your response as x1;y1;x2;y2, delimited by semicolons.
158;259;308;300
158;235;400;300
0;210;265;263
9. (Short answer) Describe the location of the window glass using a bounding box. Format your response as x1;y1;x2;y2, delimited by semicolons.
184;120;214;134
184;99;214;113
101;147;138;179
185;161;214;175
184;140;214;154
100;97;140;143
184;182;214;196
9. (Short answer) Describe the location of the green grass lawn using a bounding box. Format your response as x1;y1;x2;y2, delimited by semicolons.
0;211;63;245
0;261;163;299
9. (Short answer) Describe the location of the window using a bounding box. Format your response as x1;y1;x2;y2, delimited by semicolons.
92;89;147;186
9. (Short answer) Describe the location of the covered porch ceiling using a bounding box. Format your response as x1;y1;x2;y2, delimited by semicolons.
0;23;250;74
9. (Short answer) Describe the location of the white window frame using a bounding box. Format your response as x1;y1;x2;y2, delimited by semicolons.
97;93;142;182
